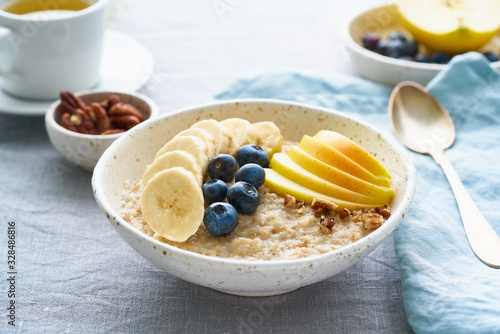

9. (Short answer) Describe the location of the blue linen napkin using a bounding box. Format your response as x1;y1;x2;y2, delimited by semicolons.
215;52;500;333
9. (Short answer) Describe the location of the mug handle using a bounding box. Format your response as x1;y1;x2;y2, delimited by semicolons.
0;27;22;80
0;27;11;43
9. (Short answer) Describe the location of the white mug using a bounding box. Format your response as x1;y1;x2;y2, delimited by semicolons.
0;0;109;100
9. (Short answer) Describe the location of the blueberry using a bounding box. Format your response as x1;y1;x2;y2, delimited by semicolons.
385;40;406;58
430;52;451;64
203;202;239;237
207;154;237;182
388;32;407;42
227;181;260;214
236;144;269;168
235;163;265;189
483;52;499;62
375;40;390;55
415;54;430;63
362;33;380;50
403;40;419;57
202;179;228;203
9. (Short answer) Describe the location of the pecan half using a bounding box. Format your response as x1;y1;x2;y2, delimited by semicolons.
60;91;87;110
319;217;335;234
109;102;144;121
61;113;78;132
284;194;296;208
361;213;384;230
110;115;141;129
59;100;77;115
375;206;391;218
107;94;121;108
311;197;337;217
74;108;97;134
101;129;125;135
339;208;350;219
91;102;111;133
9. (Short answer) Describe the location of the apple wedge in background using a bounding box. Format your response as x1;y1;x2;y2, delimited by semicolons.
264;169;381;211
270;153;392;205
287;146;393;200
397;0;500;55
314;130;392;180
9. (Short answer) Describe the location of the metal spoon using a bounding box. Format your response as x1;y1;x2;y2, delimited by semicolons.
389;81;500;268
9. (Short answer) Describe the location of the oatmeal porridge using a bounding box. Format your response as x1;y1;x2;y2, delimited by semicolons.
121;134;392;261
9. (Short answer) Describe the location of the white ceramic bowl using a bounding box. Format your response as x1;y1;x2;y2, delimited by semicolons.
341;3;500;86
92;99;417;296
45;90;159;172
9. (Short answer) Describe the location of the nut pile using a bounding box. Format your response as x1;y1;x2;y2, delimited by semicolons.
59;91;145;135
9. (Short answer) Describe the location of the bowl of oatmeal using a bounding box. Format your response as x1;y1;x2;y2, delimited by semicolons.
92;99;416;296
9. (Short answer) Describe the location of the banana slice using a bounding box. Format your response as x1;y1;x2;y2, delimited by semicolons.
221;118;258;156
253;121;283;158
141;167;204;242
190;119;232;155
142;150;202;189
154;135;210;173
174;128;218;159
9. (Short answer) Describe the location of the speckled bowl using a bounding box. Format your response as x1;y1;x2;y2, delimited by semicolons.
341;4;500;86
45;90;159;172
92;99;417;296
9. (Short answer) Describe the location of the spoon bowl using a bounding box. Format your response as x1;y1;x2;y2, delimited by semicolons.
390;82;455;155
389;81;500;269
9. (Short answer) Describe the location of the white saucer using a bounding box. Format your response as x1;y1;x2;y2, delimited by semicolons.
0;30;155;116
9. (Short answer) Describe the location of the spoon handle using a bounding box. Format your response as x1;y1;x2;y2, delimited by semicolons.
431;150;500;268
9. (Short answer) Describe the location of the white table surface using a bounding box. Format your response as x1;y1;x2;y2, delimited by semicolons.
0;0;414;332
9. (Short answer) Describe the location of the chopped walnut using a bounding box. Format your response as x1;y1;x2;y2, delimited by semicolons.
375;206;391;218
339;208;350;219
297;206;305;215
361;213;384;230
313;208;324;218
352;214;362;222
296;200;305;209
311;197;338;218
318;217;335;234
284;194;296;208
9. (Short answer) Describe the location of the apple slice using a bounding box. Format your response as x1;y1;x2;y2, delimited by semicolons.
288;146;394;199
314;130;392;180
270;153;391;205
398;0;500;55
264;169;381;211
299;135;391;188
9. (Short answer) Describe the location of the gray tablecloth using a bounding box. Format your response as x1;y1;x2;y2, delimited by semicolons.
1;1;413;332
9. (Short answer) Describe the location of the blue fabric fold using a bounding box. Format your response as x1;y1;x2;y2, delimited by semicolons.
214;53;500;333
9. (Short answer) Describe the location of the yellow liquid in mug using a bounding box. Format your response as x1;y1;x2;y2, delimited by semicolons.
2;0;92;15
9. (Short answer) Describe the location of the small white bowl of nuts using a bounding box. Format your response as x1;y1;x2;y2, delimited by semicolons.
45;90;159;171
